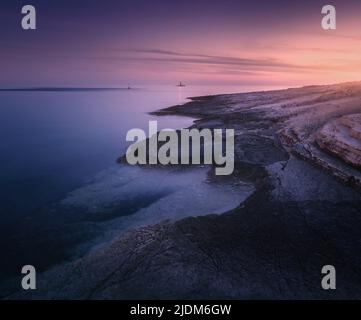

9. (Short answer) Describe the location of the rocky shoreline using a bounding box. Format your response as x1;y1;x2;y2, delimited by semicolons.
9;82;361;299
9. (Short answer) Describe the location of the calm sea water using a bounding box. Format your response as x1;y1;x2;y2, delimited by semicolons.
0;84;281;286
0;84;277;219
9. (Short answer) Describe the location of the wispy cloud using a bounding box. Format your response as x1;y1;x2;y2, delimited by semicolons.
109;48;322;73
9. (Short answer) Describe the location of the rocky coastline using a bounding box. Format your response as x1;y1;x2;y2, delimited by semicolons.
9;82;361;299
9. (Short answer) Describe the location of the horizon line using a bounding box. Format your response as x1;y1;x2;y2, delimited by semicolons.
0;87;138;92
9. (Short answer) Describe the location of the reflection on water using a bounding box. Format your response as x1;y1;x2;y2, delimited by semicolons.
0;84;281;285
178;86;183;104
0;84;279;219
0;86;194;221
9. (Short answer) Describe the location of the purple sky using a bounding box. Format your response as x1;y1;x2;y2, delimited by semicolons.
1;0;361;86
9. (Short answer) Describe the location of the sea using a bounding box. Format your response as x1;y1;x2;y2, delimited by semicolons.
0;84;282;287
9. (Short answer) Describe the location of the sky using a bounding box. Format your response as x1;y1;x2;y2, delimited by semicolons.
1;0;361;87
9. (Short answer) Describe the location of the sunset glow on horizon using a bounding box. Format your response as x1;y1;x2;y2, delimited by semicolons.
1;0;361;87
